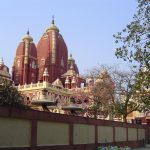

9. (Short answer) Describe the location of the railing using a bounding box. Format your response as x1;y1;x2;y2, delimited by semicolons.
16;81;71;94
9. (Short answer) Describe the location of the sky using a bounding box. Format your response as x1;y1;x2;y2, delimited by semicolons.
0;0;137;74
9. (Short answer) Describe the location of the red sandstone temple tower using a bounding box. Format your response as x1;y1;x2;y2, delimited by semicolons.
37;18;68;83
12;18;81;86
12;31;37;85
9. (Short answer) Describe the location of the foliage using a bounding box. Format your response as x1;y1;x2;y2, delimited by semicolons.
69;88;90;116
113;0;150;113
84;65;148;122
0;80;30;109
135;68;150;110
112;70;149;122
89;71;115;119
83;65;115;119
114;0;150;69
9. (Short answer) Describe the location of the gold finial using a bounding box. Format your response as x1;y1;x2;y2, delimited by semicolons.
27;28;29;35
46;15;59;32
52;15;55;24
22;28;33;42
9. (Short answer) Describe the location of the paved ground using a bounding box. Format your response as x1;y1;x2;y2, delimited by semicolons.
133;148;150;150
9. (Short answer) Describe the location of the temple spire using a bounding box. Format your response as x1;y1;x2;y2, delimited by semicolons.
46;15;59;32
27;28;29;35
70;53;72;58
52;15;55;24
22;28;33;42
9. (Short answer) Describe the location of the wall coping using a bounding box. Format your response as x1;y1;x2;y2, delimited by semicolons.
0;106;146;128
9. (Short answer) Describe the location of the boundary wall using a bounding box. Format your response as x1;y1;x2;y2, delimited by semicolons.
0;107;148;150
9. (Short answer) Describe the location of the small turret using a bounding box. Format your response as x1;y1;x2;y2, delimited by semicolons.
65;76;70;89
68;54;75;69
43;68;49;82
67;54;79;74
71;76;77;89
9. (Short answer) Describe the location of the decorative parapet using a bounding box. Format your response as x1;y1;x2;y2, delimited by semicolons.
16;81;73;95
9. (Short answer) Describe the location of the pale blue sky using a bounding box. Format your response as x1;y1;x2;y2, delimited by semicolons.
0;0;137;74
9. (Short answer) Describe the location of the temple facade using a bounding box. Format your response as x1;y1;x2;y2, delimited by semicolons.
11;19;86;112
12;18;81;87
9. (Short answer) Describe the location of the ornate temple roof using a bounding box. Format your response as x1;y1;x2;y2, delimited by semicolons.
67;54;79;74
0;58;11;80
12;18;80;86
46;18;59;32
15;31;36;57
52;78;63;87
22;30;33;42
61;63;77;78
37;18;68;83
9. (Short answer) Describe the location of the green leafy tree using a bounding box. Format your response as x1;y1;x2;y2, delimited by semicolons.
114;0;150;110
135;68;150;110
0;80;29;109
114;0;150;68
112;70;144;122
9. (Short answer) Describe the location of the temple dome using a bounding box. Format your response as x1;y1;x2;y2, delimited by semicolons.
12;31;37;85
37;19;68;83
46;19;59;32
22;30;33;42
15;31;36;58
15;42;24;56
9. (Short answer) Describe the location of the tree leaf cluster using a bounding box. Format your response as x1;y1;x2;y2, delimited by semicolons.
114;0;150;69
0;80;30;109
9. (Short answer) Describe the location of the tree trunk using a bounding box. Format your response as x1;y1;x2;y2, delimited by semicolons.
108;113;113;120
123;115;127;123
94;109;97;119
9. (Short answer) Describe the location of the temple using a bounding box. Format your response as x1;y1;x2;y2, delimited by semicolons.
1;18;149;123
12;18;81;87
11;18;86;112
